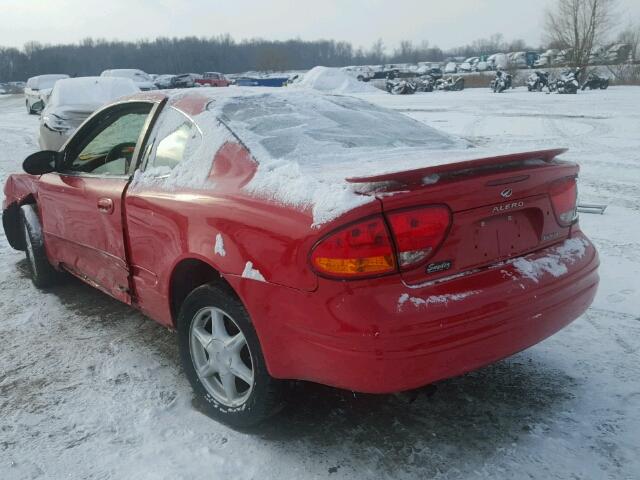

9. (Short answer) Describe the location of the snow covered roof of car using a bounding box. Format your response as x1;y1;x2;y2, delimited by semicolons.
134;87;500;225
214;90;460;165
47;77;140;109
26;74;69;90
101;69;153;82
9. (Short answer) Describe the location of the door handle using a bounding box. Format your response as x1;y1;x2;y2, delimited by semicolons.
97;197;114;214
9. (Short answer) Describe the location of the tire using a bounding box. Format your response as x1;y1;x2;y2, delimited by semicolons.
26;100;34;115
178;283;285;428
20;204;57;288
601;80;609;90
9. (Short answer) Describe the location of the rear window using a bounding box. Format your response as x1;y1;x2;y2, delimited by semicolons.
146;107;202;171
219;92;459;164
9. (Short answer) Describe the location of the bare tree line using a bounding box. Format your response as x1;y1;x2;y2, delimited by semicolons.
0;0;637;82
544;0;618;68
0;34;537;82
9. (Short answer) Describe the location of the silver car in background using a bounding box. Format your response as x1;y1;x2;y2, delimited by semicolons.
100;68;157;91
24;74;69;114
39;76;139;151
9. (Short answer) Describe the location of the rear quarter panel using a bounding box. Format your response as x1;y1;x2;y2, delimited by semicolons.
124;141;383;327
123;186;323;326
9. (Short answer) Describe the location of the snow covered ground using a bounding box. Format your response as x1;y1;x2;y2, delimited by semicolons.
1;87;639;479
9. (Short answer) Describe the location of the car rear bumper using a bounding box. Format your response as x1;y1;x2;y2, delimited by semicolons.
231;230;599;393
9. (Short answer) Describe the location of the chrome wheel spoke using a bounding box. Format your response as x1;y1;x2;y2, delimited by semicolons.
224;333;246;353
192;325;212;349
210;309;229;340
220;372;238;402
197;362;216;378
229;357;253;385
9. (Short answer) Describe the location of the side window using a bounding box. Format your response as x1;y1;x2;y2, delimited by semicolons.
145;107;201;172
65;104;152;175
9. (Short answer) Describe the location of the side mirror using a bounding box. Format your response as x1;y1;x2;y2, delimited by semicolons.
23;151;58;175
31;99;45;113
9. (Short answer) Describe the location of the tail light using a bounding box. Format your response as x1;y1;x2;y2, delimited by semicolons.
386;205;452;269
310;216;396;278
549;176;578;226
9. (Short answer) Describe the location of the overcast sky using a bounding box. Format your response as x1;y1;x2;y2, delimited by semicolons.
2;0;639;51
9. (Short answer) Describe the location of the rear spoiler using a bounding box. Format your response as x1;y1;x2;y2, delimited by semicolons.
346;148;568;184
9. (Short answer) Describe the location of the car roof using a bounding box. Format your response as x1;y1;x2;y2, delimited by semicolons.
47;76;139;108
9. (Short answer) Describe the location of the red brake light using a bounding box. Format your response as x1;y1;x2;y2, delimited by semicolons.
386;205;451;269
549;176;578;227
310;216;396;278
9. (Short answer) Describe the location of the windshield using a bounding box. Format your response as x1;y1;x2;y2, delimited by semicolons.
219;92;459;164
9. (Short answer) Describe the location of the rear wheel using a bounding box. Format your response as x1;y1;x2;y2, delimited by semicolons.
26;100;34;114
178;283;285;428
20;204;57;288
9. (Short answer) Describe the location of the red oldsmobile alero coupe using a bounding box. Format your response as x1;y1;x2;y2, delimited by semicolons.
2;88;599;426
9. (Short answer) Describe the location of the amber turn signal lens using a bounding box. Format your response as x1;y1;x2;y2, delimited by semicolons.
313;255;395;275
311;216;396;278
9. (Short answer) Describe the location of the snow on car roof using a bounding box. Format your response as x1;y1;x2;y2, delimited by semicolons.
102;69;152;82
142;87;479;225
216;90;459;164
26;74;69;90
47;77;140;109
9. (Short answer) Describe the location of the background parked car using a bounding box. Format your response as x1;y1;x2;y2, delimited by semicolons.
24;74;69;114
508;51;528;69
153;74;175;89
39;76;140;151
100;69;157;90
195;72;231;87
341;66;375;82
487;53;508;70
170;73;203;88
534;49;558;68
463;57;480;70
444;62;457;74
418;66;443;79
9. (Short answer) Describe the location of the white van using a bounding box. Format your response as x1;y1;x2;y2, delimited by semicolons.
24;74;69;114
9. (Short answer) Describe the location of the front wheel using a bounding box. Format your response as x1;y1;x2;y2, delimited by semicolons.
178;283;285;428
20;204;58;288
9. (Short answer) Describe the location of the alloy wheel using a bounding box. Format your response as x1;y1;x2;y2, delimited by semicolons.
189;307;254;407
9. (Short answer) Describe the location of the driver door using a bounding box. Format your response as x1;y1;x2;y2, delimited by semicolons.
38;101;156;303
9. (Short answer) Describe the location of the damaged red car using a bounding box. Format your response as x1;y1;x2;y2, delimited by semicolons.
2;89;599;426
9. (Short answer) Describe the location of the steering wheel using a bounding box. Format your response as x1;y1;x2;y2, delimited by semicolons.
104;142;137;172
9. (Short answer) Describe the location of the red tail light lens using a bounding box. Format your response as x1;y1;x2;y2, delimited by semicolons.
549;176;578;227
310;216;396;278
386;205;451;269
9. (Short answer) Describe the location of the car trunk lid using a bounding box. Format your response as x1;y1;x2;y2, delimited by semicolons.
348;149;579;286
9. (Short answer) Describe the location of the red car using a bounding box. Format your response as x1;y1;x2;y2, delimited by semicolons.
2;89;599;427
195;72;231;87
